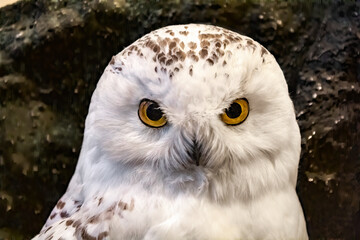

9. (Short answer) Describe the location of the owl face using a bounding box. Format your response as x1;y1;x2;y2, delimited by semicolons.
84;24;300;199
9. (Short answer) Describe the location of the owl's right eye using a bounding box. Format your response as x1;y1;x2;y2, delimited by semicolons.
138;99;167;128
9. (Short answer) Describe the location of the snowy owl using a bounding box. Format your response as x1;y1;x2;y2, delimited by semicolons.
34;24;308;239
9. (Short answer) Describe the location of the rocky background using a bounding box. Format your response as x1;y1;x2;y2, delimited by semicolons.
0;0;359;239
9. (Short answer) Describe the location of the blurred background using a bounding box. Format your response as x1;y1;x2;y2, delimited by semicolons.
0;0;359;239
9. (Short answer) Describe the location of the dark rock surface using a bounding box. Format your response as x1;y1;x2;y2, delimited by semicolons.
0;0;359;239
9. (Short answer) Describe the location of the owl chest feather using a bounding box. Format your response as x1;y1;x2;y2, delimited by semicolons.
35;183;307;240
100;184;307;240
78;181;307;239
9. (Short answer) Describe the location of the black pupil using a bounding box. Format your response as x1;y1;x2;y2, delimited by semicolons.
225;102;242;119
146;103;163;121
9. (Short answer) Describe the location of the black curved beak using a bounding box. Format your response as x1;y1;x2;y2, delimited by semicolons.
191;138;201;166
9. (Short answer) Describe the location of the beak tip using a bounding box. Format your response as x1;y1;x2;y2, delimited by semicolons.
192;138;201;166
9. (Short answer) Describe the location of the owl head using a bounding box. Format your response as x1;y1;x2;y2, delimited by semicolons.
78;24;301;201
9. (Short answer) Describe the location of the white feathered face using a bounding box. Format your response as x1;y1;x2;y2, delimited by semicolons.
85;24;301;199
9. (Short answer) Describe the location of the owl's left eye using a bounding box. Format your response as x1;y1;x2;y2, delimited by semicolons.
138;99;167;128
221;98;249;125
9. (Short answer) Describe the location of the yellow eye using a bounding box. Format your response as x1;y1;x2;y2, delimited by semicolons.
138;99;167;128
221;98;249;125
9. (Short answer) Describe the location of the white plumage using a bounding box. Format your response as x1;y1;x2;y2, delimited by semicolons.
34;24;308;240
